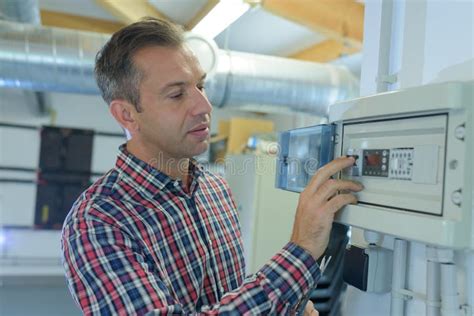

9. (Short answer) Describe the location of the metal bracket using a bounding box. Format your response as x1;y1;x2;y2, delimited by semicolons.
460;304;471;316
376;73;398;84
397;288;427;302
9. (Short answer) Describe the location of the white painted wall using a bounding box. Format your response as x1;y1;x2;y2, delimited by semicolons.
342;1;473;315
0;89;125;316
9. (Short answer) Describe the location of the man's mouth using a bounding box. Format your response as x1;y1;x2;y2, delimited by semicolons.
188;124;210;138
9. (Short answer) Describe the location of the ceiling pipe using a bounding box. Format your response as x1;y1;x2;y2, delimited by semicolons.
0;0;50;115
205;50;359;116
0;21;107;94
331;52;362;80
0;0;41;24
0;20;359;117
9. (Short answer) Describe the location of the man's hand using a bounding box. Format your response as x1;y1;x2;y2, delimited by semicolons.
304;301;319;316
290;156;363;260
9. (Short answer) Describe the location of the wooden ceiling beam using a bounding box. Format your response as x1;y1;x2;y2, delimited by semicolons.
95;0;169;25
186;0;219;30
40;10;125;34
261;0;364;44
290;39;360;63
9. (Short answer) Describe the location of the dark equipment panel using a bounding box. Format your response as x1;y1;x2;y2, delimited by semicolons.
38;127;93;173
35;126;93;229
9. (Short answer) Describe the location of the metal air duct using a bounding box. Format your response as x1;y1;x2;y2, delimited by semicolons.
0;0;41;24
205;50;359;116
0;21;107;94
0;0;48;112
0;20;359;116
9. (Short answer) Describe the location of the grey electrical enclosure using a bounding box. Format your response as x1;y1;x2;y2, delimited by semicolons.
276;81;473;248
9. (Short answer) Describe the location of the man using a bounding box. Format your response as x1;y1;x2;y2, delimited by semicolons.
61;18;362;315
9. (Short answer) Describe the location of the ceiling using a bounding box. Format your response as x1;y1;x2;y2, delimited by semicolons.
214;7;325;56
37;0;363;62
39;0;118;22
148;0;209;26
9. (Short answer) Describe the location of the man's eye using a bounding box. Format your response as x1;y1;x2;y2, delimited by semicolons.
197;84;205;91
170;93;183;99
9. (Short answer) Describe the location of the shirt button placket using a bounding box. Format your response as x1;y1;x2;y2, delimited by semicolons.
172;180;181;194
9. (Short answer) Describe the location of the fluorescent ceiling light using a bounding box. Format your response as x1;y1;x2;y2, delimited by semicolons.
192;0;250;39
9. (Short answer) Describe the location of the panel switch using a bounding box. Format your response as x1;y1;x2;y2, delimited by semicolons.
345;148;362;177
388;148;413;180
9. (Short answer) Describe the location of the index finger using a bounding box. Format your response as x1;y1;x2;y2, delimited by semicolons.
306;156;355;193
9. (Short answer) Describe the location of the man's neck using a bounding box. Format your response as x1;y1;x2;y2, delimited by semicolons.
126;140;190;184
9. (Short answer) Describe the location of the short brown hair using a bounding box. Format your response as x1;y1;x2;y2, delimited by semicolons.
95;17;184;111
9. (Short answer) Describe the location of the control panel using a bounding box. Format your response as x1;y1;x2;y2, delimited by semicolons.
340;115;446;215
275;82;473;248
277;81;474;249
361;149;390;177
346;148;392;178
329;81;473;248
346;145;439;183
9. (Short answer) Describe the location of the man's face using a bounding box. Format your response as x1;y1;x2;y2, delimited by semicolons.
132;45;212;161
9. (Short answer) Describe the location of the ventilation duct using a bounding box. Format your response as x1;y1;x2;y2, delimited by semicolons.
205;51;358;116
0;20;359;116
0;0;48;112
0;0;41;24
0;21;107;94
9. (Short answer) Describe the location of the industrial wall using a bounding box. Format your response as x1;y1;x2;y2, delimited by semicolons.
0;91;122;315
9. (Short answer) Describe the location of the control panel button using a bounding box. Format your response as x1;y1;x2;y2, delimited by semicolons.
344;148;363;177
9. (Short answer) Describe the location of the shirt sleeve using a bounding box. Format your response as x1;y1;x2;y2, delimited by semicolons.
62;210;321;316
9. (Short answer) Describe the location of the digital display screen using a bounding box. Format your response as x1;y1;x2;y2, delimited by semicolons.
361;149;389;177
365;154;382;166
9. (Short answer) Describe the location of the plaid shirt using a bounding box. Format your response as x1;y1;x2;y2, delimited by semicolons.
62;145;321;315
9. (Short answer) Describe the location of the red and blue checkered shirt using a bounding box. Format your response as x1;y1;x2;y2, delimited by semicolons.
62;145;321;315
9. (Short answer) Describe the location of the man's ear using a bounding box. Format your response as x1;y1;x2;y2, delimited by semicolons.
109;100;140;133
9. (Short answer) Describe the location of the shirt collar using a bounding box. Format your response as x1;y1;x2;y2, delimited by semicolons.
115;144;205;197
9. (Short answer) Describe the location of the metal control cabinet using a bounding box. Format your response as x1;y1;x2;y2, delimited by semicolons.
330;81;473;248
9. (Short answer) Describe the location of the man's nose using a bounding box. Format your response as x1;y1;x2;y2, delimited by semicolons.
190;87;213;116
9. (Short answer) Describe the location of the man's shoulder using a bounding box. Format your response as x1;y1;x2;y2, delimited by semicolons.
198;168;238;206
64;168;126;226
199;168;231;191
87;169;120;196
